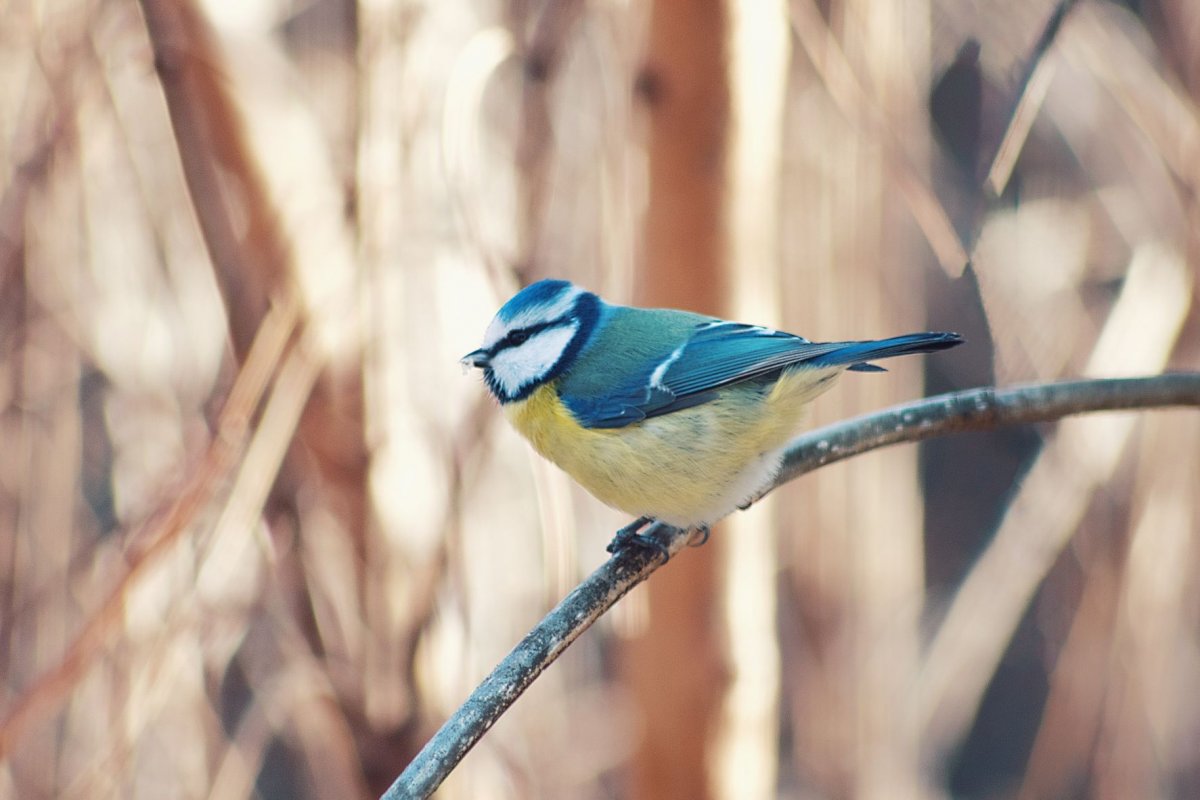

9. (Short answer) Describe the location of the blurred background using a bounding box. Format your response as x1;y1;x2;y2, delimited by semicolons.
2;0;1200;797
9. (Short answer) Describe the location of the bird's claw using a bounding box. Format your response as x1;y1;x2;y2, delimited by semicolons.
607;519;715;560
612;532;671;561
607;517;670;561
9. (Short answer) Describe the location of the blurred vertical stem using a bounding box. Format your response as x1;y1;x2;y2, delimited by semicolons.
625;1;730;799
714;1;788;799
846;3;932;797
781;2;933;795
356;0;420;763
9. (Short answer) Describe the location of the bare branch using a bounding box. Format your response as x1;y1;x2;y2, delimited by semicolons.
381;373;1200;800
775;373;1198;486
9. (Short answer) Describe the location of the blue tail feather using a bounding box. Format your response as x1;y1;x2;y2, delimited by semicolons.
810;332;963;371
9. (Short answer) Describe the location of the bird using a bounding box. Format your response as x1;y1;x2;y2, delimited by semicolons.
462;279;963;556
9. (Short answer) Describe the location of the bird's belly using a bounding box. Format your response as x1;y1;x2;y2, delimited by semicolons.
503;369;836;527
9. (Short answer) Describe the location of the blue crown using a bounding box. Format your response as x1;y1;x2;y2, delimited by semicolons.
498;279;576;322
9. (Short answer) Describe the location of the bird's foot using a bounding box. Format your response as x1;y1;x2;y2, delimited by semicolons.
606;517;669;561
607;519;714;559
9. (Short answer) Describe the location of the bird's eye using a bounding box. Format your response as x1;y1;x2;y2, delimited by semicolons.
509;329;530;346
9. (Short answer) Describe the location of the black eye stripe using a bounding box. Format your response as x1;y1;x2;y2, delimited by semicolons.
492;318;568;354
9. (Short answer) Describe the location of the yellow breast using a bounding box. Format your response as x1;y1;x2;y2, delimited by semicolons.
502;367;839;527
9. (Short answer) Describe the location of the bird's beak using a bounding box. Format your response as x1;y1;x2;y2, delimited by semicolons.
460;348;490;369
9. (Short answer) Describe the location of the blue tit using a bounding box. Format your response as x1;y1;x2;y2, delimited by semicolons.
462;279;962;552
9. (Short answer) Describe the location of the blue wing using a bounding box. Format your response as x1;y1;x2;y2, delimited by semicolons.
561;316;961;429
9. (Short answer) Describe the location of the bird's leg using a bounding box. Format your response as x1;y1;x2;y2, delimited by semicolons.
606;516;669;561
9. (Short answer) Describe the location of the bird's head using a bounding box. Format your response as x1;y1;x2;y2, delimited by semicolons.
462;279;601;403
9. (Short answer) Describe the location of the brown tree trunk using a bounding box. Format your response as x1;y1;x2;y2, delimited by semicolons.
622;1;731;798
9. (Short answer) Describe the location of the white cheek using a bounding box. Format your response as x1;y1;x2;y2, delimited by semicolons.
489;324;577;397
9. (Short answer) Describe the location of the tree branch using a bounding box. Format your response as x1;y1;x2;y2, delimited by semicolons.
381;373;1200;800
775;373;1200;486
